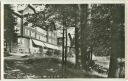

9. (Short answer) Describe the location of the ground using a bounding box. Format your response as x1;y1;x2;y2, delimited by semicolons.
4;55;109;79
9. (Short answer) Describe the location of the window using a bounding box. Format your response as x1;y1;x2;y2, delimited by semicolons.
36;34;40;40
31;31;36;38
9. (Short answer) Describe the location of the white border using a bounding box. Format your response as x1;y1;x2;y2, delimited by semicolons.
1;0;126;4
1;2;4;80
1;0;128;80
125;0;128;80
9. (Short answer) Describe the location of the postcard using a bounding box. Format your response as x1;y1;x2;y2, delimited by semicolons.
0;0;127;80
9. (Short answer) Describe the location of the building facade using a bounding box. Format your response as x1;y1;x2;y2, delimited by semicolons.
10;5;61;56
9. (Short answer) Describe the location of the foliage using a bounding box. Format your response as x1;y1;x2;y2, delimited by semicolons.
88;4;124;56
4;5;17;45
25;4;78;30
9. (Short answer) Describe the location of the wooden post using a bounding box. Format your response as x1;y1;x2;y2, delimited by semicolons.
62;22;65;78
64;27;68;75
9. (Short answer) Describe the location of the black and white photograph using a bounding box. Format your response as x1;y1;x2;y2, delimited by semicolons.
3;4;125;79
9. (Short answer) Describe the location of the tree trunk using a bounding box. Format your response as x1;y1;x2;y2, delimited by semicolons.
79;4;88;70
75;27;81;68
75;5;81;68
108;21;119;78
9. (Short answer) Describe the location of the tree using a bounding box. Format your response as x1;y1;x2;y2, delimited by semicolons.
108;4;124;78
89;4;112;57
89;4;124;77
77;4;89;70
4;4;17;52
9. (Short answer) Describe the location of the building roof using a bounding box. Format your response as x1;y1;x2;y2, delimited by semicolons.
17;4;36;14
27;4;36;13
12;11;23;18
11;4;36;16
